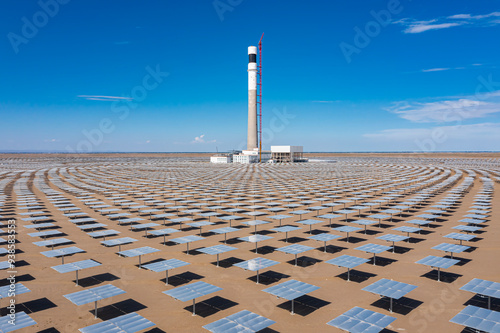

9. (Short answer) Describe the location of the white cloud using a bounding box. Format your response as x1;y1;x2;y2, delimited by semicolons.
406;22;461;33
420;65;480;73
364;128;427;140
193;134;205;143
387;90;500;123
77;95;132;101
192;134;216;144
448;14;472;19
395;11;500;33
453;12;500;20
365;123;500;140
421;67;451;72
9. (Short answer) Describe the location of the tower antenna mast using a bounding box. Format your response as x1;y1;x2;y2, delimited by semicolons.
257;33;264;162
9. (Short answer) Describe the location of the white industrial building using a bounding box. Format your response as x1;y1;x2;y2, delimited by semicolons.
270;146;304;163
232;149;272;164
210;155;232;164
232;154;258;164
219;146;304;164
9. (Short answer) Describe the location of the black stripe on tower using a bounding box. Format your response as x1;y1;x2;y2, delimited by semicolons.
249;54;257;63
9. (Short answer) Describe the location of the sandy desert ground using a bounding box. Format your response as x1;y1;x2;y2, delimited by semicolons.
0;153;499;333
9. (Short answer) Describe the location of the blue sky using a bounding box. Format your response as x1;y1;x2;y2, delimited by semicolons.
1;0;499;152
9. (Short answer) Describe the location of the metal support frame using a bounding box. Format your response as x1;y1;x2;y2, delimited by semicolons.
257;33;264;162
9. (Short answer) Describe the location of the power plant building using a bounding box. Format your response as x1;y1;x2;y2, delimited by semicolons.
211;42;304;164
210;154;233;163
271;146;304;163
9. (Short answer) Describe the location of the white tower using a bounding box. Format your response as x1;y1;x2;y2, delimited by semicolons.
247;46;258;150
